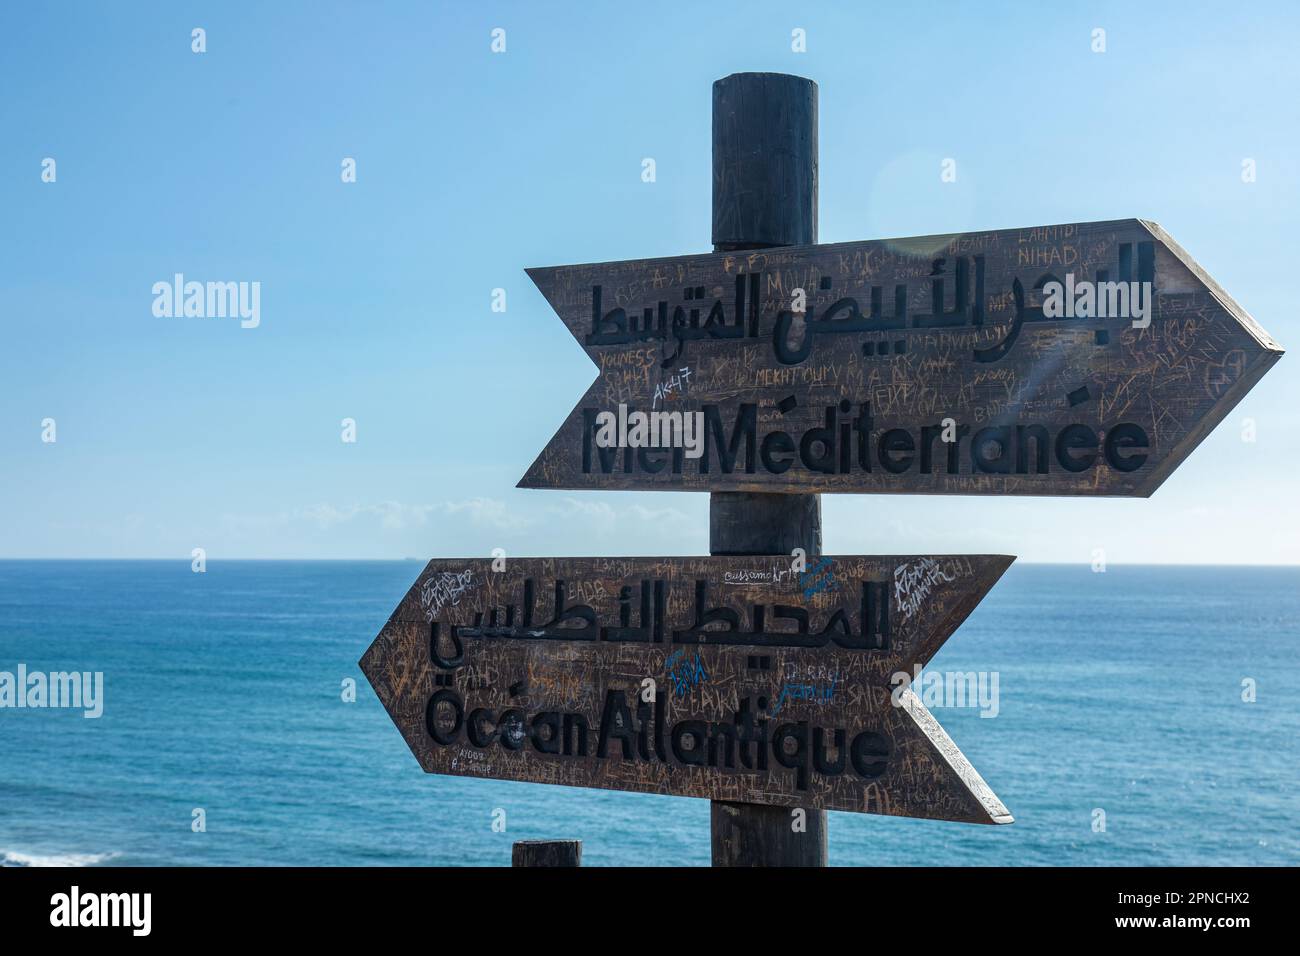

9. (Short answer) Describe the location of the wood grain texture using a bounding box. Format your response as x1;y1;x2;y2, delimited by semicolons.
710;800;827;867
519;219;1282;496
709;491;821;556
512;840;581;867
710;72;827;864
359;555;1014;823
712;72;817;250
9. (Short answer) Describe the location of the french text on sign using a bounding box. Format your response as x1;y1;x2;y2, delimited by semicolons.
360;555;1014;822
521;219;1281;496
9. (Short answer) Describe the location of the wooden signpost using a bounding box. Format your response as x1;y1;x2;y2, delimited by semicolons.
360;71;1281;866
360;555;1014;822
519;219;1282;496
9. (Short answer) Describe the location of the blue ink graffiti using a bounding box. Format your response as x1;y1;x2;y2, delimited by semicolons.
665;649;709;699
799;557;839;599
771;672;838;716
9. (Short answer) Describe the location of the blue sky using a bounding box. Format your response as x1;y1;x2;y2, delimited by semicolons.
2;1;1296;562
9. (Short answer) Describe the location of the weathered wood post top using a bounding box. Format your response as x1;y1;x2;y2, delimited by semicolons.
712;71;818;252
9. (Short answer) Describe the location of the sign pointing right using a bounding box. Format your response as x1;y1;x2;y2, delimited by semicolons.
521;219;1283;496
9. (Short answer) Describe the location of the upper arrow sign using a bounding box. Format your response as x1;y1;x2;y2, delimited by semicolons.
520;219;1282;495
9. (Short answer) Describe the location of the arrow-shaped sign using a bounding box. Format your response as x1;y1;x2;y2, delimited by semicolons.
521;219;1282;495
359;554;1014;823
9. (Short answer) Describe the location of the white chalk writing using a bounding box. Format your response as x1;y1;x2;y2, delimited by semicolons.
893;559;958;620
419;570;475;621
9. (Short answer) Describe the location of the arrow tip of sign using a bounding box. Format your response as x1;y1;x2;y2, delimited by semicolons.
523;266;549;292
1141;218;1286;355
899;687;1014;825
980;554;1017;592
516;453;551;489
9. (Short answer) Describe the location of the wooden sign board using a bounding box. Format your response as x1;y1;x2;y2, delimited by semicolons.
360;555;1014;823
520;219;1282;495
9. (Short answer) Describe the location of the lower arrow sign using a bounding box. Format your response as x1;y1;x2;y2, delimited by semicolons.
360;555;1014;823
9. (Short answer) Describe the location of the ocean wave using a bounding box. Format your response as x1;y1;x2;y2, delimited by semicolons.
1;849;117;867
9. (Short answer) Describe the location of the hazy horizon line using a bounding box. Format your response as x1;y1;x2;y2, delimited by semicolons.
0;556;1297;568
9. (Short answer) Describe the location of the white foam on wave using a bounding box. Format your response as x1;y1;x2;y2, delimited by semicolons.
1;849;118;867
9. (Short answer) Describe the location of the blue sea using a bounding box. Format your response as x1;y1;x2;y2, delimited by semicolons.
0;560;1295;867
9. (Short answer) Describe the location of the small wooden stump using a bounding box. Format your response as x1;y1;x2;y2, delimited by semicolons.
512;840;582;867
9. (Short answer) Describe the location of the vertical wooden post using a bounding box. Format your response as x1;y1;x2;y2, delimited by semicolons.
709;72;827;867
512;839;582;867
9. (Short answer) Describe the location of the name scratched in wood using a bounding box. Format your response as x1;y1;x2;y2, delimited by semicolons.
360;556;1014;823
520;219;1282;496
